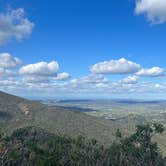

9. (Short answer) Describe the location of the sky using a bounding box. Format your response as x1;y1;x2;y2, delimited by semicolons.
0;0;166;99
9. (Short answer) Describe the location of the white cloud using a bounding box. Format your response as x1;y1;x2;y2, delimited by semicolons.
0;68;16;77
90;58;141;74
54;72;70;81
0;8;34;45
121;75;139;84
155;83;163;89
70;74;107;85
20;61;71;83
23;72;70;83
0;53;21;68
0;79;20;86
136;67;165;77
1;73;166;98
135;0;166;24
23;76;50;83
0;55;165;98
0;53;20;79
19;61;59;76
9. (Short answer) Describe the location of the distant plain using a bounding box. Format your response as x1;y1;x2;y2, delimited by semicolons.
47;99;166;156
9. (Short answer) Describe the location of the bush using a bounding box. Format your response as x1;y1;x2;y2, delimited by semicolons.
0;124;165;166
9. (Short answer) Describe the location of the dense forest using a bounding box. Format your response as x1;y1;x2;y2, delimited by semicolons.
0;123;165;166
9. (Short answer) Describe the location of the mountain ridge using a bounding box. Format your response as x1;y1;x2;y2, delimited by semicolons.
0;91;121;144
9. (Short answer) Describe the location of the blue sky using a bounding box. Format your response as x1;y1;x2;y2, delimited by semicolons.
0;0;166;99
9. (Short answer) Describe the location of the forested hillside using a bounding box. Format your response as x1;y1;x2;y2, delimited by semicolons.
0;124;165;166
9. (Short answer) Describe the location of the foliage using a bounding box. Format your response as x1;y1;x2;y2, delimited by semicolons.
0;124;165;166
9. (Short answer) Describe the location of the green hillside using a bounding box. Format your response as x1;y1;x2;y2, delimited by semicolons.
0;91;121;144
0;125;165;166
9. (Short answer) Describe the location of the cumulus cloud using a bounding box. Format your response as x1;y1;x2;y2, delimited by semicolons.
136;67;165;77
0;8;34;45
1;72;166;98
66;75;166;96
54;72;70;81
20;61;71;84
70;74;107;85
135;0;166;24
0;53;21;68
0;53;20;79
90;58;141;74
19;61;59;76
0;54;165;98
22;76;50;83
0;68;17;77
121;75;139;84
23;72;70;83
0;79;20;86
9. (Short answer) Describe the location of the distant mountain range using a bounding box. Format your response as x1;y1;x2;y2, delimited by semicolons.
40;98;166;106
